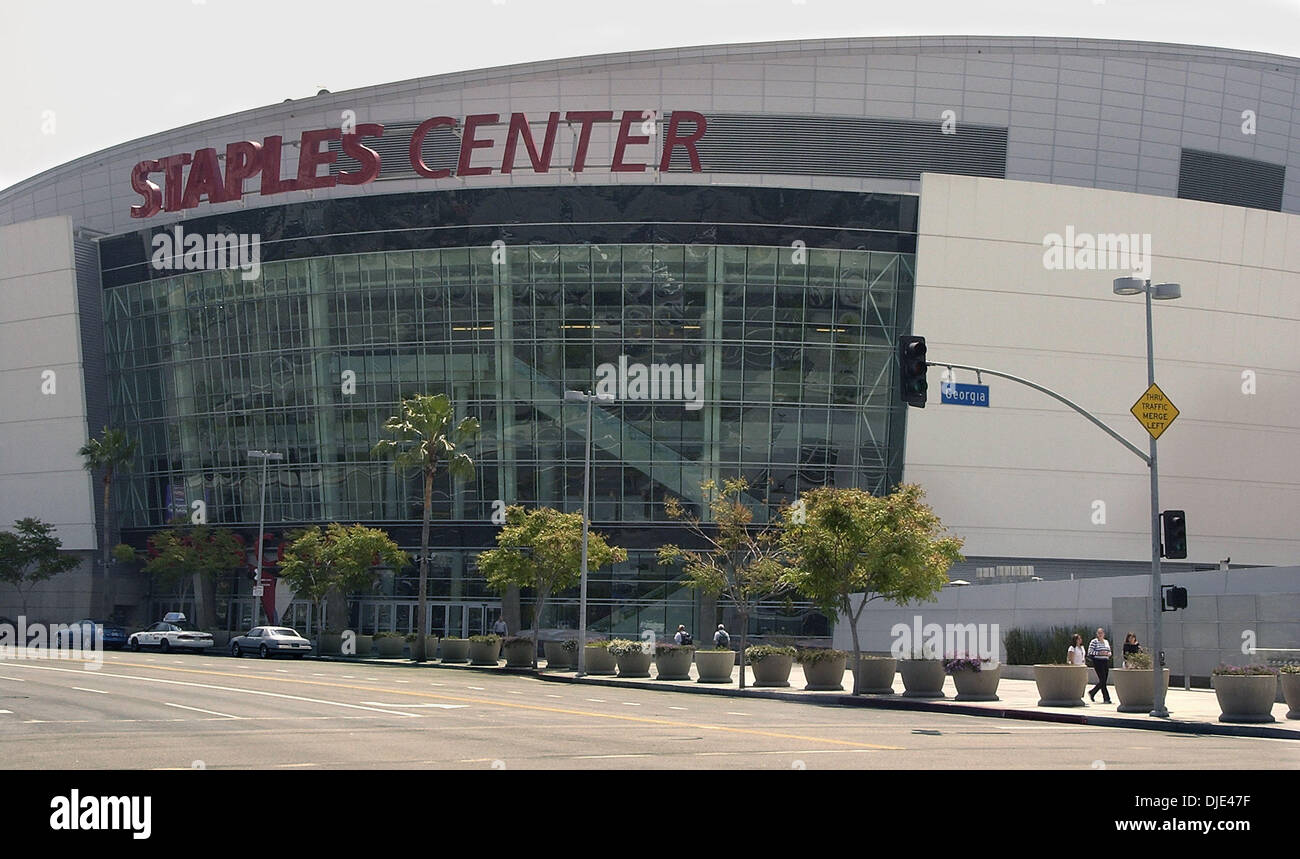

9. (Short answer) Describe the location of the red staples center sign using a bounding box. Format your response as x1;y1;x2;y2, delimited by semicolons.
129;109;707;218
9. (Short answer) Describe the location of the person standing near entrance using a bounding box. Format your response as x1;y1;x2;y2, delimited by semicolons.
713;624;730;649
674;624;692;646
492;615;507;637
1087;627;1113;703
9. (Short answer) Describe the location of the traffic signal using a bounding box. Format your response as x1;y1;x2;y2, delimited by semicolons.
1164;586;1188;611
898;335;928;408
1161;509;1187;559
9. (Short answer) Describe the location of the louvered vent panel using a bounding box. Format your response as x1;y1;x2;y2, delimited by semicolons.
1177;149;1284;212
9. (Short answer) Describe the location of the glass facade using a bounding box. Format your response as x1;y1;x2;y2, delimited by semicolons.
102;187;917;636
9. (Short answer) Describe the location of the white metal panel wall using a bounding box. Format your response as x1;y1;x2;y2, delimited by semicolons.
0;216;96;549
910;173;1300;566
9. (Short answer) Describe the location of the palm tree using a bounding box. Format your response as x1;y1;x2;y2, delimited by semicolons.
78;428;138;567
372;394;479;662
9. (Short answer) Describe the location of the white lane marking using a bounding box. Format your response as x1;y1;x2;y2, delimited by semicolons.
507;690;522;695
5;663;421;718
586;698;606;703
341;675;355;679
726;711;751;716
668;706;687;710
0;709;11;714
0;675;26;682
163;702;240;719
275;669;289;674
546;694;562;698
272;762;319;768
429;682;445;686
72;687;109;694
311;673;326;676
622;702;641;706
395;680;409;684
360;702;467;709
467;686;484;690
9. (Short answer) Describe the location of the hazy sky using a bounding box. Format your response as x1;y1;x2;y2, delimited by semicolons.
2;0;1297;190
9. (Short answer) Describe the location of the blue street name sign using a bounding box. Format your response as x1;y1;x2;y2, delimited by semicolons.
941;383;990;407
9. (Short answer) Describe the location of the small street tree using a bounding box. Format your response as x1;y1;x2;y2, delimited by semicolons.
479;505;627;668
657;478;792;689
140;522;244;628
781;484;964;694
0;518;80;618
279;523;409;654
373;394;479;662
77;428;138;567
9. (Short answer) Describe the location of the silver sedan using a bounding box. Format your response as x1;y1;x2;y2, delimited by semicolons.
230;626;313;659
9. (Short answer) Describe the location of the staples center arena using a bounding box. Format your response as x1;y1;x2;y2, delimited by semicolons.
2;36;1298;639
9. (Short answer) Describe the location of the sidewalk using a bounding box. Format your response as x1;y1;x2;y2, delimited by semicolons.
314;653;1300;741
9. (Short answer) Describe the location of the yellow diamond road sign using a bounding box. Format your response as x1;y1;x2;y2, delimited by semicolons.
1131;383;1180;440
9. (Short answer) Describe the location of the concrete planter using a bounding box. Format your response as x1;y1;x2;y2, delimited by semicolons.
853;658;897;694
616;651;652;678
1281;673;1300;719
951;665;1001;701
654;649;694;680
543;641;573;669
503;640;535;668
440;638;470;663
317;633;343;655
1034;664;1087;707
582;646;617;675
353;634;374;657
209;631;231;649
1213;674;1277;723
406;636;436;661
375;636;404;657
900;659;947;698
751;655;793;687
469;638;503;665
801;654;847;691
1112;668;1169;713
695;650;734;683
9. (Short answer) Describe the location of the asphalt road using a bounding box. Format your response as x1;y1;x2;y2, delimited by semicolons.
0;650;1295;770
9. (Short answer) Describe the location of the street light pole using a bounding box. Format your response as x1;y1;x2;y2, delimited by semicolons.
248;450;283;630
565;390;613;676
1114;277;1181;718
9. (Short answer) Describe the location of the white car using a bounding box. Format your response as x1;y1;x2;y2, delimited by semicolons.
127;612;214;653
230;626;312;658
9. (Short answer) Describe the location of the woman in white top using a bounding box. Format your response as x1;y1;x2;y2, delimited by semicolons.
1067;633;1087;666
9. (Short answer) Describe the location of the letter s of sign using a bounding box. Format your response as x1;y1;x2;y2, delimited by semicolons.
130;160;164;218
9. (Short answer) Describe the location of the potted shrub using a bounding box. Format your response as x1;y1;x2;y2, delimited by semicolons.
1034;662;1087;707
1212;664;1278;723
852;655;897;694
440;637;471;663
747;645;796;687
695;648;735;683
353;632;374;657
317;632;344;655
1111;650;1168;713
609;639;652;678
404;633;436;661
1280;665;1300;720
543;639;579;669
654;642;695;680
900;656;947;698
796;648;847;691
582;639;617;675
468;634;502;665
944;656;1000;701
502;635;535;668
374;631;404;657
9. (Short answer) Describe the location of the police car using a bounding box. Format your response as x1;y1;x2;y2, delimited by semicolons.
126;612;214;653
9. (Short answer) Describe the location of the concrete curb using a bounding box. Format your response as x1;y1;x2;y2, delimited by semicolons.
298;654;1300;741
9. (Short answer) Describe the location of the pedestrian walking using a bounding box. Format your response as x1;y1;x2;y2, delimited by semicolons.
1087;627;1113;703
673;624;693;646
1067;633;1087;666
713;624;730;649
492;615;508;637
1122;632;1141;668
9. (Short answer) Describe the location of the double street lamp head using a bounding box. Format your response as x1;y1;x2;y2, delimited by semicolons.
1112;277;1182;300
564;390;615;403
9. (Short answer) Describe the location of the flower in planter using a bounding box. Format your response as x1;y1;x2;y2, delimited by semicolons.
1279;665;1300;675
469;634;501;644
1124;649;1154;670
503;635;532;647
744;644;796;665
607;639;651;657
654;642;695;655
561;639;579;653
584;639;614;650
1212;664;1277;676
372;632;402;640
942;656;990;673
793;648;847;665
